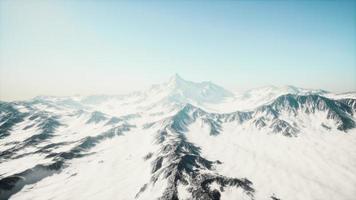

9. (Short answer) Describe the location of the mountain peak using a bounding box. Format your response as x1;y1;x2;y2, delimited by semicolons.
149;74;233;104
168;73;184;84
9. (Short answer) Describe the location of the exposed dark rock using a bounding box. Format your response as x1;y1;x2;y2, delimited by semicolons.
105;117;122;125
254;117;267;129
137;118;255;200
0;114;62;160
0;102;29;139
48;124;134;162
270;119;299;137
0;161;64;200
151;157;163;173
271;194;281;200
24;116;62;144
143;152;153;160
0;124;133;199
86;111;107;124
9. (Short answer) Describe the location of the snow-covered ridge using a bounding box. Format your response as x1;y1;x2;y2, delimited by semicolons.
152;93;356;137
1;75;356;200
26;74;347;114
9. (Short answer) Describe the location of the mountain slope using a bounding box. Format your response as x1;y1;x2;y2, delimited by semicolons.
0;75;356;200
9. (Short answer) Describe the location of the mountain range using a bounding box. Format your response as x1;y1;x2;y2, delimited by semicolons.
1;74;356;200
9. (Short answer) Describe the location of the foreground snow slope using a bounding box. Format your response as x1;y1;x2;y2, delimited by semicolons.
1;75;356;200
186;121;356;200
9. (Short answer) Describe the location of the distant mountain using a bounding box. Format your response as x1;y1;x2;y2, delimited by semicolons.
152;74;234;104
1;75;355;200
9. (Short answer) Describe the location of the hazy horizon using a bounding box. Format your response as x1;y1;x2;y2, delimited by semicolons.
1;0;355;101
0;73;353;102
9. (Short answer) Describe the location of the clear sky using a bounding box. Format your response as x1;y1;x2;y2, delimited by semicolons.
0;0;355;101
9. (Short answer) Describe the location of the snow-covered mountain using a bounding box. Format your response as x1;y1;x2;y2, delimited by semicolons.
1;75;356;200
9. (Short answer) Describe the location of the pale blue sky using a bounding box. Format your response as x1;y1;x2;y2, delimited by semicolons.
0;0;355;100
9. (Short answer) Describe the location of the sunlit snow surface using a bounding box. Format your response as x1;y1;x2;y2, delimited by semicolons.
186;120;356;200
1;75;356;200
